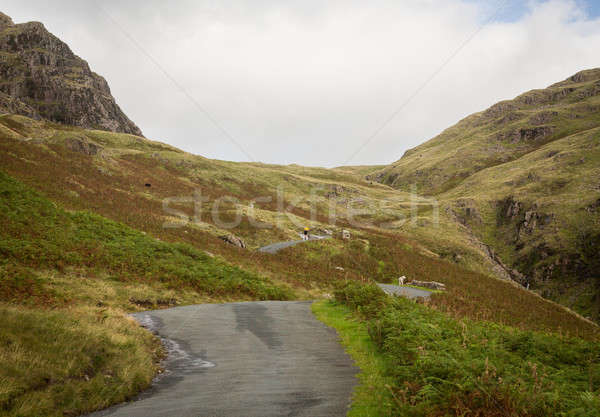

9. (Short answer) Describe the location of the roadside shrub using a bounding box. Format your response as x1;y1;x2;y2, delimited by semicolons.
333;281;388;319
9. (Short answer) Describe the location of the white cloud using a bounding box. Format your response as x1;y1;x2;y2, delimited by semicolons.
3;0;600;166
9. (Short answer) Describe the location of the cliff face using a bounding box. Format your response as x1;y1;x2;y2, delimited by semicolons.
0;12;143;136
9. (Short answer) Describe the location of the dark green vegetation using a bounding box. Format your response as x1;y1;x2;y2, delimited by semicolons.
323;282;600;416
312;300;396;417
372;69;600;320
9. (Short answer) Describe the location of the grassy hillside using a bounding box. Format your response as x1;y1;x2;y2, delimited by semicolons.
1;112;597;333
372;68;600;195
2;109;599;415
371;69;600;320
444;127;600;319
0;170;289;416
0;113;497;288
316;283;600;416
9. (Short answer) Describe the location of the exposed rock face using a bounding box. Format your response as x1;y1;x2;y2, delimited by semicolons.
408;280;446;291
65;137;103;156
0;12;143;136
452;199;482;226
496;126;554;144
0;90;38;118
219;234;246;249
497;197;554;241
497;196;522;224
530;111;558;125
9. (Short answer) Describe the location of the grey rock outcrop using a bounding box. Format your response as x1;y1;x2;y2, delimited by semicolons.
65;137;103;156
0;12;143;136
219;234;246;249
408;280;446;291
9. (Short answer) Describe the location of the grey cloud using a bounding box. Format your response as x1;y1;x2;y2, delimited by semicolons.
3;0;600;166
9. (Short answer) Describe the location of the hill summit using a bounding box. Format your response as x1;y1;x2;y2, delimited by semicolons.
0;11;142;136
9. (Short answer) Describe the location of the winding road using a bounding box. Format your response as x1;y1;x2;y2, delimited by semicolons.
259;236;432;300
87;301;357;417
86;237;431;417
376;283;432;299
258;235;331;254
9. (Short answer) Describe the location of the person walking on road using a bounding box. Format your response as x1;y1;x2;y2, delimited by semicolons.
303;227;310;241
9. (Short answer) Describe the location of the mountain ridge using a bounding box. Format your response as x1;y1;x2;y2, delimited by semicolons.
371;68;600;194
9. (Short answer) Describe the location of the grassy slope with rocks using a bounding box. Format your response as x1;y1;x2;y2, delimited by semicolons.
0;113;497;291
1;108;599;415
316;282;600;417
371;69;600;320
1;113;597;337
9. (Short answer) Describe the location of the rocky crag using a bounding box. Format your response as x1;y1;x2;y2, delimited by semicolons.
0;12;142;136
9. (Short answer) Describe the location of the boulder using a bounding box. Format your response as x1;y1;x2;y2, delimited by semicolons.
408;280;446;291
219;234;246;249
65;137;103;156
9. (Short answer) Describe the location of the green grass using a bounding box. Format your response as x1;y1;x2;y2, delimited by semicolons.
0;170;291;302
330;282;600;416
312;300;396;417
0;304;162;417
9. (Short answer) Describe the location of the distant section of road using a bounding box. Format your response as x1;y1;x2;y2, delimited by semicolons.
258;235;330;254
87;301;357;417
377;283;432;299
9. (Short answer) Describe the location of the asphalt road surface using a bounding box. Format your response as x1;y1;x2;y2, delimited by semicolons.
87;301;357;417
258;235;330;254
377;283;432;299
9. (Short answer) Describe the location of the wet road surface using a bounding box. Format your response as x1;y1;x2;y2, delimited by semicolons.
87;301;357;417
377;283;432;299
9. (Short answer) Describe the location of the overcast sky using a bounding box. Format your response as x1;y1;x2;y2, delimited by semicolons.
3;0;600;166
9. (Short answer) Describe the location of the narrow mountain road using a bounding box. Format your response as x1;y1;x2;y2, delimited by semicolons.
87;301;357;417
377;283;432;299
258;235;330;254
